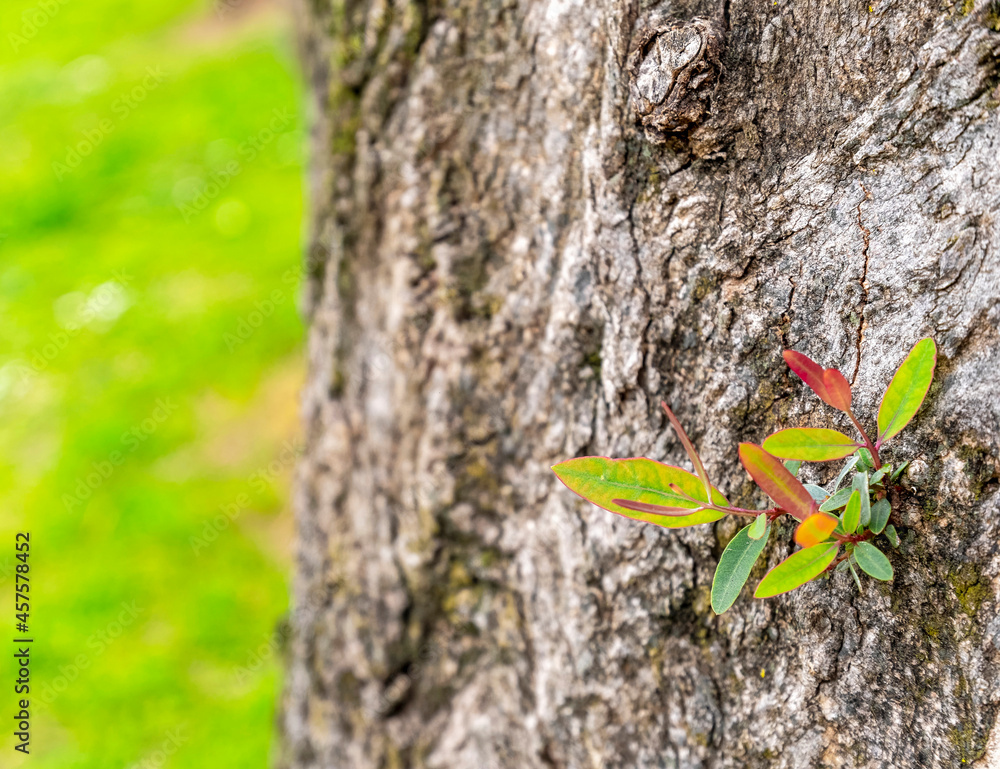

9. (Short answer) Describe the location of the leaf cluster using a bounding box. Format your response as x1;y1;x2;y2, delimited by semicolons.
552;338;937;613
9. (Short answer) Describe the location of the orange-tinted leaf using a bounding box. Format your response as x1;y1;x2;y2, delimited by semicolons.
794;512;839;547
823;369;853;411
738;443;817;521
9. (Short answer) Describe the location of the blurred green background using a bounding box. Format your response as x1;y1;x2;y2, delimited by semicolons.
0;0;305;765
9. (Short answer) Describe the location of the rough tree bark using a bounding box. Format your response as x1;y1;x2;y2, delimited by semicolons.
281;0;1000;765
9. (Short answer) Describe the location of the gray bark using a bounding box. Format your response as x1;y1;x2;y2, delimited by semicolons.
281;0;1000;766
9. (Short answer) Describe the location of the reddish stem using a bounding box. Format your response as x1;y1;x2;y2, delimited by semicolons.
826;528;875;571
834;528;873;546
666;484;780;519
847;408;881;469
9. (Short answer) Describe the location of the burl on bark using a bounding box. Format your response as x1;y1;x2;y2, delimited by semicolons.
627;17;725;144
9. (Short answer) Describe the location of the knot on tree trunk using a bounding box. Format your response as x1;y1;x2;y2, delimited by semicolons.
627;17;725;145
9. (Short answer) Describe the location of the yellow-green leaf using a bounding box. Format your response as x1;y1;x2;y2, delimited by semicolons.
762;428;860;462
841;489;861;534
754;543;839;598
552;456;728;529
851;471;871;527
877;337;937;445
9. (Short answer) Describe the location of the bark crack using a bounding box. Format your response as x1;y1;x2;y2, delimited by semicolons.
781;262;802;337
851;182;873;385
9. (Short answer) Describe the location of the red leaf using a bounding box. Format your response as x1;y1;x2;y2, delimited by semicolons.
738;443;816;521
823;369;853;411
794;513;839;547
783;349;853;413
783;350;830;402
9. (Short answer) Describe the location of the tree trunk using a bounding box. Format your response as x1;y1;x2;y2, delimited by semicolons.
281;0;1000;765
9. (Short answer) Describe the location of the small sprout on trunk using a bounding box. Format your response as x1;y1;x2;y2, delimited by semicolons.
551;338;935;612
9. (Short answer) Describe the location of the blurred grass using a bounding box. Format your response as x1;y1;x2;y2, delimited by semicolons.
0;0;305;766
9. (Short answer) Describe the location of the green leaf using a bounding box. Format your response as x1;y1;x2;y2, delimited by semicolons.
885;524;899;548
738;444;817;521
890;461;910;483
552;457;729;529
762;428;860;462
819;487;852;512
877;337;937;445
853;542;893;581
852;472;871;527
857;448;874;472
835;559;849;572
848;558;864;592
784;460;803;477
803;484;829;502
841;489;861;534
755;543;839;598
711;524;770;614
870;465;890;486
748;513;768;540
829;454;861;493
870;498;891;534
